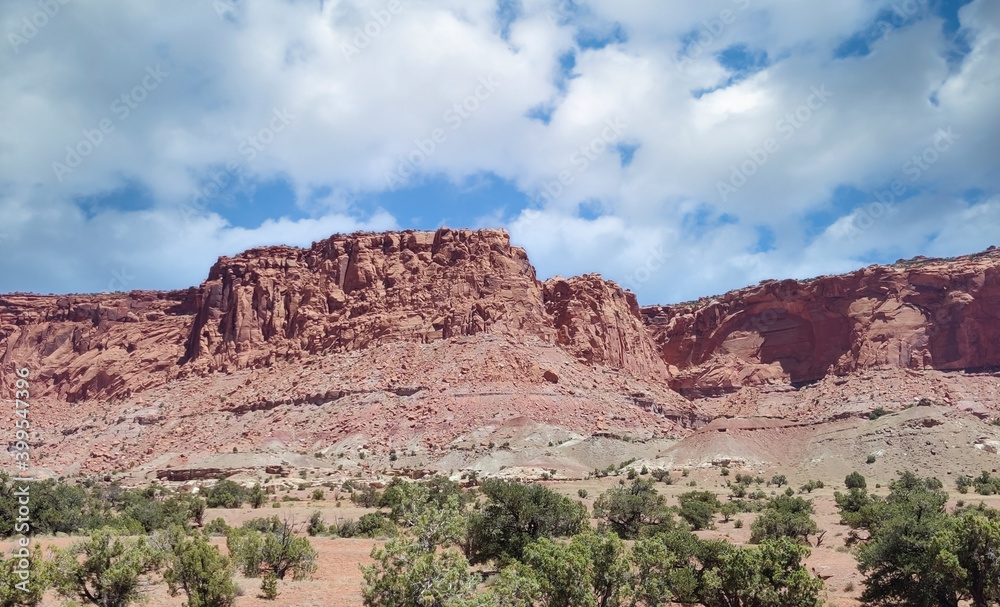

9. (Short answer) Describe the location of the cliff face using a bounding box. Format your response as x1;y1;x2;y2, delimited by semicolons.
0;290;196;401
643;248;1000;397
3;230;999;405
182;229;554;370
1;229;667;400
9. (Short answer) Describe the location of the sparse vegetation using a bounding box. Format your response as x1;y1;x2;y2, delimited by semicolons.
594;478;675;539
799;479;824;493
838;471;1000;607
677;491;721;531
957;471;1000;495
750;495;819;545
869;406;889;420
226;517;318;581
466;479;587;565
845;471;867;490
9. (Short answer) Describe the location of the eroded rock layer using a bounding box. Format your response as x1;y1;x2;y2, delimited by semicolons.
643;248;1000;397
1;229;667;401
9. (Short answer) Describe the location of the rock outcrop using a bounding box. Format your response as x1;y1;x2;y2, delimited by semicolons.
644;248;1000;397
1;229;666;401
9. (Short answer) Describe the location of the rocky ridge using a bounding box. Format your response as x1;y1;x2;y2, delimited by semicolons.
2;230;999;477
643;247;1000;397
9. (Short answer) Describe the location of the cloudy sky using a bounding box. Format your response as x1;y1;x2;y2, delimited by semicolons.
1;0;997;304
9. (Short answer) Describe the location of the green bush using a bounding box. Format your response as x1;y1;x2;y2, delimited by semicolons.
845;471;867;490
52;529;162;607
850;472;1000;607
357;513;396;538
799;480;824;493
204;480;247;509
163;531;238;607
593;478;675;539
204;517;230;535
869;406;889;420
750;495;818;544
336;519;359;538
0;544;53;606
226;520;318;581
466;479;588;565
260;571;278;600
677;491;721;531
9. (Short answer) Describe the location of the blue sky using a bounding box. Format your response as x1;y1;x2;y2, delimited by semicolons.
1;0;998;304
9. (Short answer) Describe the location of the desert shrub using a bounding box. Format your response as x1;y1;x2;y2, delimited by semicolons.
0;544;53;606
226;519;317;581
750;495;818;544
52;529;161;607
677;491;721;530
204;480;247;509
699;538;823;607
593;478;675;539
650;469;673;484
357;513;396;538
852;472;1000;607
720;502;739;523
259;572;278;600
770;475;788;487
336;519;359;538
249;484;266;509
163;531;237;607
799;480;824;493
204;517;230;535
578;489;588;499
307;511;325;537
845;471;867;490
869;406;889;420
968;471;1000;495
466;479;587;565
351;485;382;508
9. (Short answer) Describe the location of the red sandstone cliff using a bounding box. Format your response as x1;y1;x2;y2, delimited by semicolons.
1;229;668;401
643;248;1000;397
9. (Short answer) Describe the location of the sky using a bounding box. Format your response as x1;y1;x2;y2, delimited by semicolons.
1;0;998;305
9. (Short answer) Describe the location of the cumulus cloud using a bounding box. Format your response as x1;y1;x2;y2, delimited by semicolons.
0;0;997;302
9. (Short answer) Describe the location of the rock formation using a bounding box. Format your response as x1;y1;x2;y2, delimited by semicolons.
643;248;1000;397
1;228;668;400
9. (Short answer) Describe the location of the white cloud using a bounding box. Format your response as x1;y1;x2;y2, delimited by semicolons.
0;0;997;302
